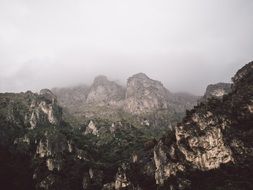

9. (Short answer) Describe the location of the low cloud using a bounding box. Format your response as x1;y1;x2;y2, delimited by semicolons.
0;0;252;95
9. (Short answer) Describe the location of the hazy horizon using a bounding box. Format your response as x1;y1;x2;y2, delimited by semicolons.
1;0;253;95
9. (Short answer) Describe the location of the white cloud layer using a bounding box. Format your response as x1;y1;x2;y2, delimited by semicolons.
0;0;253;94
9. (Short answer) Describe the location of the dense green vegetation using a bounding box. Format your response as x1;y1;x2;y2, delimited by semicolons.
0;91;162;189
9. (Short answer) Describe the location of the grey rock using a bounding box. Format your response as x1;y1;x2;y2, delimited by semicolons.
201;82;232;102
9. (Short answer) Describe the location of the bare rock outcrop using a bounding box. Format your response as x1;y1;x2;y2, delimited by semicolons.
86;75;125;106
52;73;198;126
146;61;253;189
201;82;232;102
124;73;170;114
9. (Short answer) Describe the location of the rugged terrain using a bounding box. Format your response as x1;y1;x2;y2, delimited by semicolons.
52;73;198;132
126;61;253;189
0;88;161;190
201;82;232;102
0;61;252;190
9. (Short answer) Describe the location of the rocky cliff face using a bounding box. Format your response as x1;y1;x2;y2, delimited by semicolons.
52;73;198;130
201;82;232;102
80;61;252;190
127;61;253;189
86;75;125;106
29;89;62;129
0;89;62;131
124;73;170;114
0;88;159;190
0;89;70;189
1;62;252;190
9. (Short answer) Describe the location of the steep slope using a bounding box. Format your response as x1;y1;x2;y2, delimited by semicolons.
52;76;126;123
86;75;125;106
0;89;68;189
52;73;198;130
0;89;63;131
125;61;253;190
124;73;170;114
0;61;252;190
201;82;232;102
0;89;159;190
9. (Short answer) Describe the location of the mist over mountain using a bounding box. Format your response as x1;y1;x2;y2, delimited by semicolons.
51;73;199;130
1;1;253;190
0;61;252;190
1;1;253;94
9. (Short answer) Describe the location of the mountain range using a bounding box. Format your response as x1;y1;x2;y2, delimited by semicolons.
52;73;199;130
0;61;252;190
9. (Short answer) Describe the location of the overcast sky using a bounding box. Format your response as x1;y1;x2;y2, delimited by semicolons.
0;0;252;95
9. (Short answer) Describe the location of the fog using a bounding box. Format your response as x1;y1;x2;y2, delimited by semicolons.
0;0;253;95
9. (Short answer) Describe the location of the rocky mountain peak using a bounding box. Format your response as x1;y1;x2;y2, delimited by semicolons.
232;61;253;86
1;61;253;190
86;75;125;105
126;73;168;96
147;61;253;189
125;73;170;114
127;73;163;88
93;75;109;86
39;89;57;102
201;82;232;102
129;72;150;80
51;73;198;124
